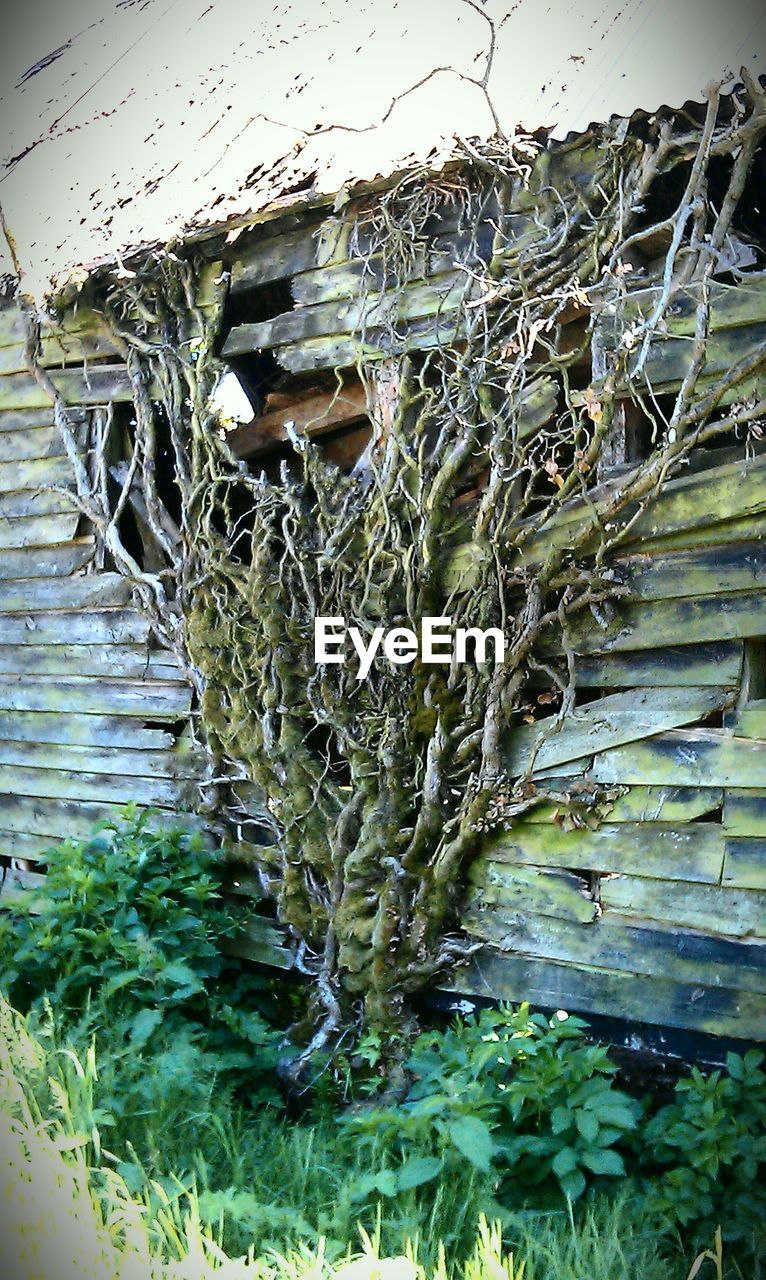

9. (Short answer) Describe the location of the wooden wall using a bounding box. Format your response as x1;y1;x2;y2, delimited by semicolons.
0;299;202;904
215;196;766;1045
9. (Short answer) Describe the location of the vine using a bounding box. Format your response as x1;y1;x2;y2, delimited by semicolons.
11;76;766;1073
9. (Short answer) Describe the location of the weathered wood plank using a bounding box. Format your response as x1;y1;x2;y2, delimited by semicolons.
0;408;76;432
0;710;174;749
223;913;294;969
0;830;61;861
0;330;118;377
0;365;136;410
557;591;766;657
0;306;109;351
0;573;132;614
0;539;94;579
0;739;201;780
226;380;368;459
0;676;191;717
230;219;351;294
468;862;596;923
0;512;82;550
592;729;766;788
598;274;766;340
600;873;766;939
613;542;766;603
0;764;197;808
504;686;730;774
723;789;766;837
561;642;743;688
0;454;79;492
483;820;724;882
735;699;766;739
275;309;466;374
0;795;200;842
450;949;766;1039
523;786;722;824
0;610;150;646
0;489;79;519
463;908;766;995
0;423;87;463
0;644;183;680
223;274;469;357
517;453;766;567
722;840;766;891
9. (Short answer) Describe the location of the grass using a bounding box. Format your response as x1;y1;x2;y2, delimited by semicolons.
0;995;745;1280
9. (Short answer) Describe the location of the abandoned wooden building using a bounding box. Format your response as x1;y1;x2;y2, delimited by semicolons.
2;2;766;1056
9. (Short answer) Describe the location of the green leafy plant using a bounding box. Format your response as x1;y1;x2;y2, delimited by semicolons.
343;1004;640;1206
642;1049;766;1241
0;811;285;1156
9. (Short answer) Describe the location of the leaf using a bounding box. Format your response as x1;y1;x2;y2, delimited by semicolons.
130;1007;163;1050
575;1110;599;1144
373;1170;398;1198
552;1146;579;1179
448;1114;495;1172
581;1148;626;1177
559;1167;586;1200
397;1156;443;1191
551;1105;573;1135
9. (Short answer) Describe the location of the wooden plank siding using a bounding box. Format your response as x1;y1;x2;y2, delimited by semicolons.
0;300;205;913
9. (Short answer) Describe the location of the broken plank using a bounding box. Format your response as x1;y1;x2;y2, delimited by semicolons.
0;573;133;614
463;908;766;996
592;728;766;788
0;710;175;750
504;686;730;774
0;676;191;717
468;862;595;923
601;873;766;939
0;539;94;579
0;610;151;646
485;820;724;882
0;513;81;550
524;785;722;824
450;949;766;1040
226;379;368;459
223;274;468;357
0;330;119;377
223;913;294;970
0;763;197;808
230;220;350;294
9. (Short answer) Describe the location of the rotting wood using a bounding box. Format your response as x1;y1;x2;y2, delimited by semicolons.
0;512;81;550
462;908;766;996
0;453;80;492
552;591;766;656
482;820;725;882
559;642;744;688
450;949;766;1040
0;676;191;717
504;686;731;775
0;710;175;750
0;739;202;780
0;423;87;462
0;610;151;647
0;573;133;614
722;839;766;891
0;365;140;410
0;644;183;680
723;789;766;836
468;862;596;924
0;763;198;808
600;874;766;939
226;379;368;459
591;728;766;788
0;539;94;580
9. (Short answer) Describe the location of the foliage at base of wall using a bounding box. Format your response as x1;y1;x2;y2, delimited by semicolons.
1;814;766;1267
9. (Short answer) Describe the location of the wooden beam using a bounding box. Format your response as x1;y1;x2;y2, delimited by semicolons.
226;379;368;459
